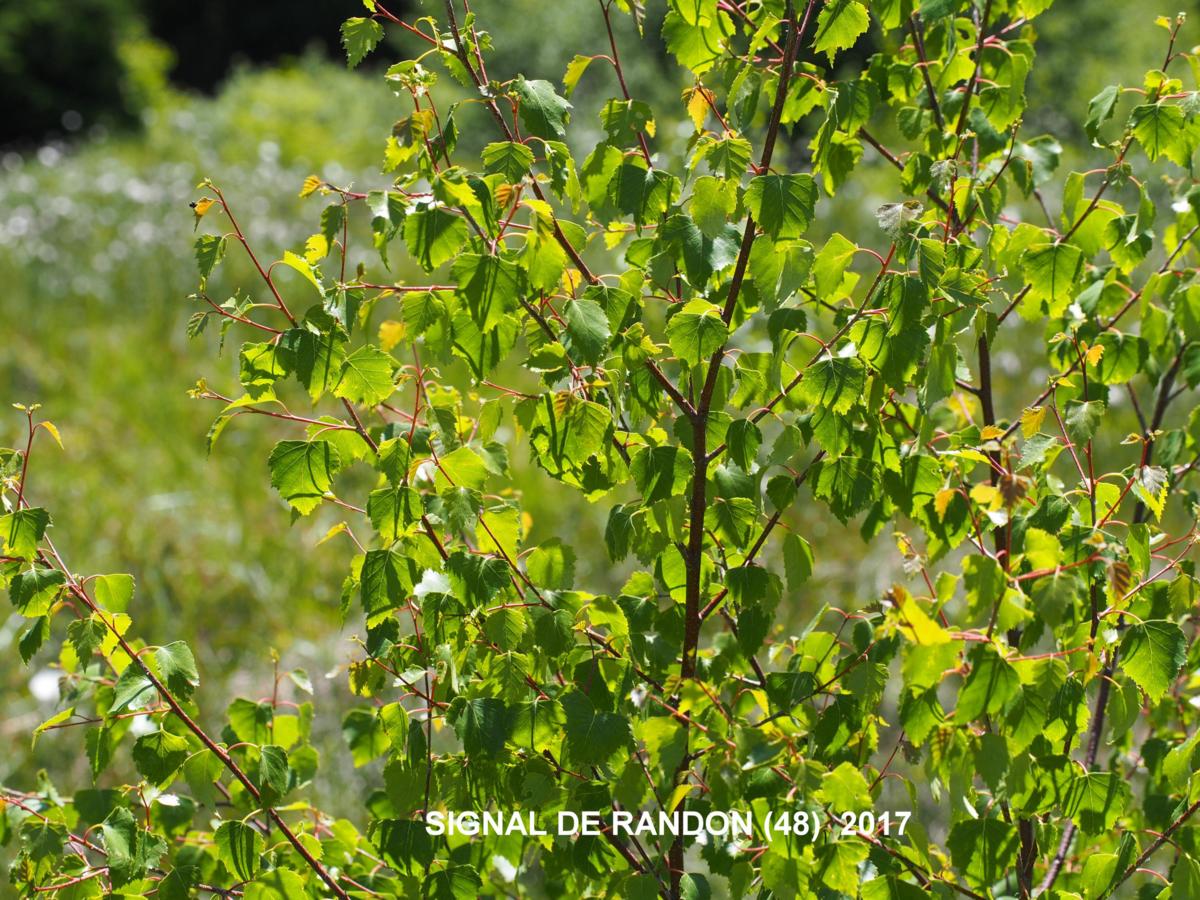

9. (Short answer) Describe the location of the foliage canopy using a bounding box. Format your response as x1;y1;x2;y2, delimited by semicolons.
6;1;1200;898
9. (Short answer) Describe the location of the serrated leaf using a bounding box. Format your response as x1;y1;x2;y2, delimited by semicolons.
1;507;49;560
482;141;536;182
564;297;611;366
798;357;866;415
667;299;728;366
514;77;572;140
215;820;263;881
268;440;340;515
132;730;190;784
1120;620;1186;700
155;641;200;700
335;345;396;406
561;690;631;765
745;174;818;240
451;697;509;758
102;808;166;888
812;0;870;60
341;16;384;67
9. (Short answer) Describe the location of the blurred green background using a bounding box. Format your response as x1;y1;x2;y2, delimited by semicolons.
0;0;1190;833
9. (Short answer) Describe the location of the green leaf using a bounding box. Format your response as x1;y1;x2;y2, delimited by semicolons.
482;141;536;182
1022;243;1083;314
1064;771;1130;833
562;54;593;97
438;486;482;534
361;548;414;618
452;253;524;333
404;206;469;272
510;697;565;752
194;234;226;281
632;445;693;503
745;174;818;240
375;818;436;874
526;539;576;590
155;641;200;699
689;175;738;238
798;356;867;415
245;869;308;900
812;232;857;296
667;299;728;366
18;616;50;663
437;445;492;491
215;820;264;882
1064;399;1105;445
102;808;166;888
1089;333;1147;385
279;251;323;296
257;745;290;806
947;818;1019;887
565;297;611;366
816;761;872;811
562;690;631;765
68;616;107;660
94;573;134;613
514;77;572;140
111;665;157;714
268;440;340;515
1120;620;1186;701
1132;464;1168;521
812;0;870;60
726;419;762;470
335;345;396;406
9;566;65;617
402;290;448;335
809;456;878;522
662;8;731;74
132;730;190;784
1085;84;1120;142
1130;102;1187;164
0;507;49;560
450;697;509;758
956;644;1020;722
658;214;739;285
342;707;388;766
341;16;384;67
282;327;345;401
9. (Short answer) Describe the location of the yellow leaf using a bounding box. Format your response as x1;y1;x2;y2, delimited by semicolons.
317;522;349;546
304;234;329;264
1020;406;1046;438
889;586;950;645
560;268;583;295
666;782;696;813
934;488;957;520
686;86;712;132
494;183;516;210
378;320;406;351
970;483;998;506
603;224;629;250
299;175;322;198
522;198;554;222
38;421;63;449
980;425;1004;441
1085;343;1104;366
280;251;323;294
